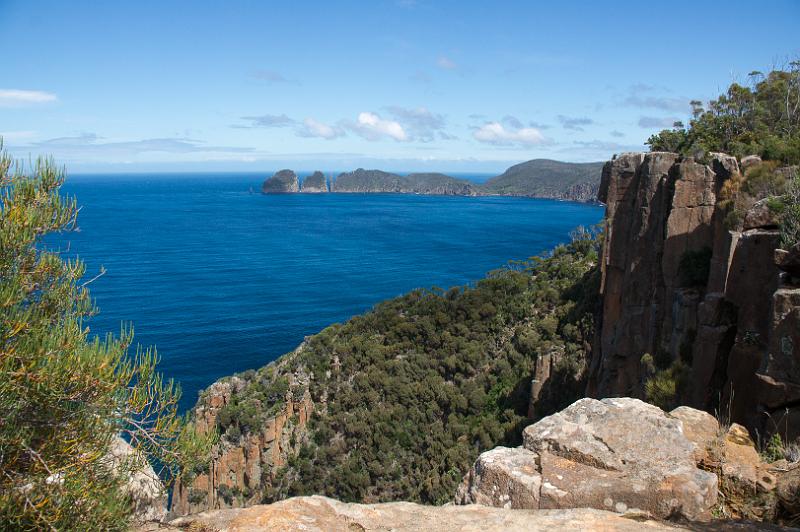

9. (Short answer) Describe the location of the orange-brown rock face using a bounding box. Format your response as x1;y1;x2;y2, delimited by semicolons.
171;378;313;516
587;152;800;439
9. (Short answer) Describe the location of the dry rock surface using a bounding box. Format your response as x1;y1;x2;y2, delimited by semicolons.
107;436;167;522
585;152;800;443
457;398;718;521
153;495;678;531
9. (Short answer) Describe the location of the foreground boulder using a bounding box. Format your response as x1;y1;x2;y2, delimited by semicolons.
154;495;677;531
671;407;778;520
457;398;718;521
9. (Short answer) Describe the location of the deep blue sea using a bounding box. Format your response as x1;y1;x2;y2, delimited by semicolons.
59;173;603;412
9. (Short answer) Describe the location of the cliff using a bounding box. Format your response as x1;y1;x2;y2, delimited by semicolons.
262;169;300;193
171;370;312;515
584;152;800;440
171;235;599;514
300;171;327;193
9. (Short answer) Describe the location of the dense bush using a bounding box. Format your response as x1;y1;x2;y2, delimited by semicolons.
647;64;800;165
208;228;601;505
0;144;213;530
776;169;800;248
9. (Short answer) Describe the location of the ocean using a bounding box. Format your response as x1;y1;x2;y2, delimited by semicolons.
59;173;604;412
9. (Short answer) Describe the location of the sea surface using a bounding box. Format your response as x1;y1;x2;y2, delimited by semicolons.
59;173;604;412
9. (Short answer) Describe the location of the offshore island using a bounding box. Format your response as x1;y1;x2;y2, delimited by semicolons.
261;158;605;203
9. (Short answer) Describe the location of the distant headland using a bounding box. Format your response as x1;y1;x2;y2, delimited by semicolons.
261;158;605;203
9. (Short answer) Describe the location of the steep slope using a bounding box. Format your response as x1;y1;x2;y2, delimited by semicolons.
172;232;600;514
482;159;604;202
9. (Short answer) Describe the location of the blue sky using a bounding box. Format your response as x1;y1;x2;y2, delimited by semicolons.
1;0;798;173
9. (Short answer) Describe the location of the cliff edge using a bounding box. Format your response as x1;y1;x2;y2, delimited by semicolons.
585;152;800;440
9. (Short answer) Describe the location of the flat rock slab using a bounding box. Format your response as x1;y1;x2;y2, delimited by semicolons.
157;495;678;531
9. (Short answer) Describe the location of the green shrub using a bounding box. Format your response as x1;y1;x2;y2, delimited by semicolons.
779;170;800;249
0;143;214;530
644;359;690;411
647;65;800;165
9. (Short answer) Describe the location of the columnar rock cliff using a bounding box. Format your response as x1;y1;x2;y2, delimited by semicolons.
171;376;312;515
585;152;800;438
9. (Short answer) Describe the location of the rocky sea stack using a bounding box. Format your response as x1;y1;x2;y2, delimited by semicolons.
262;169;299;193
301;171;328;193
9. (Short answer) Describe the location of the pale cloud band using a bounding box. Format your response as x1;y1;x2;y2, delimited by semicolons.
473;121;547;147
0;89;58;107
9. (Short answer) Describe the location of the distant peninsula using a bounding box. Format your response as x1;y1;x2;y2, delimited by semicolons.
261;159;604;203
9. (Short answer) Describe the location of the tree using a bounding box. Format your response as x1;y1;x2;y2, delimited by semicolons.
646;64;800;164
0;143;214;531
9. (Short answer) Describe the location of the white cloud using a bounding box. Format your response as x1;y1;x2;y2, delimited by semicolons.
385;106;446;142
473;122;546;146
348;112;408;141
437;56;457;70
0;89;58;107
298;117;346;140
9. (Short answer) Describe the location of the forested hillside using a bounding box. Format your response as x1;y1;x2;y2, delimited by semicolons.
175;228;601;510
481;159;605;202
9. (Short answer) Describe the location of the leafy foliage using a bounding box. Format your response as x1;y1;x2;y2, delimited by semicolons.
647;65;800;165
642;355;691;411
776;169;800;248
206;228;601;505
0;144;214;531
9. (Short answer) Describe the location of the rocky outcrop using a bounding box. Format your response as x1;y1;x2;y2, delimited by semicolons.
256;158;603;201
585;152;800;440
301;171;327;193
775;243;800;278
457;398;717;521
262;169;299;193
106;436;167;522
171;377;312;516
154;495;679;531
